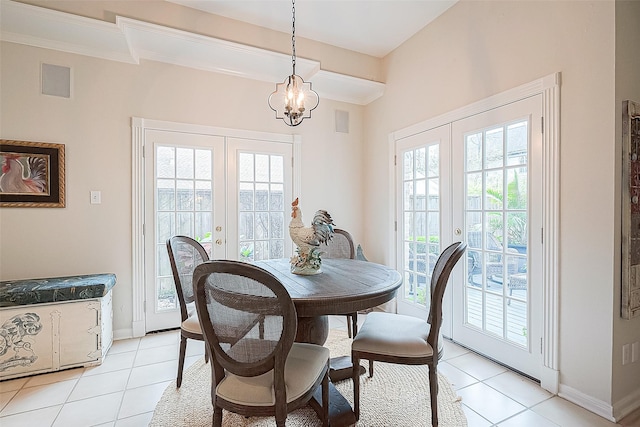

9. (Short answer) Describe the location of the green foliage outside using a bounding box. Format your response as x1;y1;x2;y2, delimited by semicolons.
414;235;440;255
416;285;428;305
240;244;253;261
195;231;212;242
485;170;527;245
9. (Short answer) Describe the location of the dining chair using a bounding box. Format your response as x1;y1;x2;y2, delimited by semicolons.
193;260;330;427
166;235;210;388
322;228;358;337
351;241;467;427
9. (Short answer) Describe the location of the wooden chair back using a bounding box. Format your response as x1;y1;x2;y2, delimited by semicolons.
323;229;355;259
427;241;468;351
193;260;296;379
167;235;209;322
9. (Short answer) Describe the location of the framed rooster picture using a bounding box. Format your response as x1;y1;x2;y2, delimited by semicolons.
0;140;65;208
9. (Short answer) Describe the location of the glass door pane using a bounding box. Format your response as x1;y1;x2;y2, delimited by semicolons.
237;152;286;261
401;145;440;308
464;121;528;347
155;145;214;312
396;125;451;321
226;137;293;262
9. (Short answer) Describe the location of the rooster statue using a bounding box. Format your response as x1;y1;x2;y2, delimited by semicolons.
289;198;334;275
0;154;47;194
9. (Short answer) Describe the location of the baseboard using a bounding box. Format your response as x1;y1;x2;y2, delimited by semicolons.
113;328;134;340
558;384;615;422
539;365;559;394
613;387;640;422
132;319;146;338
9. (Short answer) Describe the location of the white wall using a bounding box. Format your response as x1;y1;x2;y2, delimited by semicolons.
0;42;367;336
362;0;638;419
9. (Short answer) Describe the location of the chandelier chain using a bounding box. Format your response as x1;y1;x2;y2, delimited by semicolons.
291;0;296;75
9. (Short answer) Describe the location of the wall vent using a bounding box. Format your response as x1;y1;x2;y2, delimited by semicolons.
41;63;71;98
335;110;349;133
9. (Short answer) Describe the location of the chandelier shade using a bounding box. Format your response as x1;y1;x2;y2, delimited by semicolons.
269;74;319;126
268;0;318;126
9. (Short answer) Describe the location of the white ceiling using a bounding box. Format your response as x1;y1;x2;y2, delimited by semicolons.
1;0;386;104
167;0;458;58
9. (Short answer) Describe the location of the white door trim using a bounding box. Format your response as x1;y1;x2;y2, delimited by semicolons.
388;72;560;392
130;117;298;338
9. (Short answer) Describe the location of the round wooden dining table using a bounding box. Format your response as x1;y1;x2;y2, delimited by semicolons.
252;257;402;426
253;257;403;345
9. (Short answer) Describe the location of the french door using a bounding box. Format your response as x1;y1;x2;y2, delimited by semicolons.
143;129;293;332
395;125;453;329
395;96;543;379
451;95;543;378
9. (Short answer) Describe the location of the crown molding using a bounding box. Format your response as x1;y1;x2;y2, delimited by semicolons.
0;1;136;63
0;0;384;105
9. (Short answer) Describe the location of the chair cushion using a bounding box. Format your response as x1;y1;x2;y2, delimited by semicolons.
181;313;203;335
216;342;329;406
352;311;440;358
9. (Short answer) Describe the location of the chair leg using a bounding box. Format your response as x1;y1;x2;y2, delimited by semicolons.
351;312;358;337
275;408;286;427
346;314;353;338
368;359;374;378
177;335;187;388
352;352;361;420
321;369;329;427
213;406;223;427
429;364;439;427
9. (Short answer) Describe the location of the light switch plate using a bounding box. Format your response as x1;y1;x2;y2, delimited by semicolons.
623;343;631;365
90;191;101;204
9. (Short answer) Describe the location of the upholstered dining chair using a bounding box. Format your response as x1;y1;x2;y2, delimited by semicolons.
322;228;358;337
166;235;210;388
351;241;467;427
193;260;330;427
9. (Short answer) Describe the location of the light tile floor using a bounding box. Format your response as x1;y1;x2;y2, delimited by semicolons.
0;316;635;427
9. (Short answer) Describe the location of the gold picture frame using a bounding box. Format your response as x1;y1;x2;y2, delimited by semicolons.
0;139;66;208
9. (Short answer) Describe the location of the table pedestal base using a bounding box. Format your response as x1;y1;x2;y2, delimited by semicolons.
310;381;357;427
329;356;365;382
295;315;329;345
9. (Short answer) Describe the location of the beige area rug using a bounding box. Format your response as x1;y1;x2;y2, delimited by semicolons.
150;330;467;426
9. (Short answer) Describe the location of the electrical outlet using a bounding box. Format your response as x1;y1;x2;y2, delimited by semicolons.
623;343;631;365
633;342;640;363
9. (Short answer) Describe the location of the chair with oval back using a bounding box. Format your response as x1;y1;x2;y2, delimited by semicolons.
166;235;210;388
350;241;467;427
167;235;264;388
193;260;330;427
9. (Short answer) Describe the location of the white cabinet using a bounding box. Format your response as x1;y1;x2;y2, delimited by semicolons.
0;290;113;380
